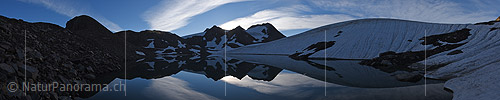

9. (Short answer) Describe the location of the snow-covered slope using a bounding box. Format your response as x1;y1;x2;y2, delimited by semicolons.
229;19;500;100
182;24;285;52
125;23;286;61
246;23;286;43
230;19;469;58
228;55;441;88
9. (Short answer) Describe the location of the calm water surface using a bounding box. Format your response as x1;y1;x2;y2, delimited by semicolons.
85;55;452;100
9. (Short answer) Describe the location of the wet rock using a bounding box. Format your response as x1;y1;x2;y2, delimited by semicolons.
380;60;393;66
0;63;15;74
0;73;7;81
69;69;77;75
86;66;94;73
16;48;24;59
474;20;500;25
59;96;71;100
289;41;336;60
62;63;72;68
0;47;5;54
408;63;426;70
394;71;423;82
77;64;85;71
490;27;499;32
361;28;470;72
379;51;396;57
419;28;471;46
19;65;39;79
30;50;43;59
49;92;58;100
25;95;32;100
0;43;10;50
84;74;95;80
10;62;19;71
0;14;128;99
58;75;69;84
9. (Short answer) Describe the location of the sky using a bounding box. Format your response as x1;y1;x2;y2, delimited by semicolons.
1;0;499;36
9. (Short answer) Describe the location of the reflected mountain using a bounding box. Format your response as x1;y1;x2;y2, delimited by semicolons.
228;55;443;88
118;54;283;82
108;51;442;88
83;53;449;100
79;47;447;99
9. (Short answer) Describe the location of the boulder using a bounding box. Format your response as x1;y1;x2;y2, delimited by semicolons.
0;63;15;74
394;71;423;82
18;65;39;79
84;74;96;80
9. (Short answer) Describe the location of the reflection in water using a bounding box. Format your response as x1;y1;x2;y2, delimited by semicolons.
221;73;341;99
145;77;218;100
229;55;442;88
86;54;451;100
222;74;451;100
119;55;282;82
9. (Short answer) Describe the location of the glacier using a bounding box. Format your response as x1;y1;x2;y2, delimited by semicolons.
229;18;500;100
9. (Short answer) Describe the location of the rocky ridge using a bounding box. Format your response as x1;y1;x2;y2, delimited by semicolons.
0;15;122;100
0;15;286;100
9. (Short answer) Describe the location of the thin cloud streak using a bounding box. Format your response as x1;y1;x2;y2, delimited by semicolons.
222;0;500;33
220;5;354;31
309;0;499;24
18;0;123;32
143;0;248;33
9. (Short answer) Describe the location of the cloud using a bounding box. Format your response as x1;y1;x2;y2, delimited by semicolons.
143;0;248;32
18;0;86;17
18;0;123;32
144;77;219;100
309;0;500;24
96;18;123;32
220;5;354;31
223;0;500;33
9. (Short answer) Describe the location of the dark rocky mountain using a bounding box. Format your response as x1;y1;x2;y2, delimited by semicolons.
66;15;142;62
181;23;285;52
133;22;286;62
119;56;283;82
0;14;286;100
115;30;201;60
65;15;288;68
0;15;122;99
246;23;286;43
226;26;256;48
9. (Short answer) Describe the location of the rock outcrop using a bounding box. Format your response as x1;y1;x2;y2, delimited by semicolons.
0;15;287;100
0;15;122;99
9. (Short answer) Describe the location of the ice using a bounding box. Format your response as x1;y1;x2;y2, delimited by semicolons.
177;40;186;48
145;40;155;48
246;26;268;42
229;18;500;100
136;51;146;56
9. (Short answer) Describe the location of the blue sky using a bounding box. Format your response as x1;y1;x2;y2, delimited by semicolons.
1;0;499;36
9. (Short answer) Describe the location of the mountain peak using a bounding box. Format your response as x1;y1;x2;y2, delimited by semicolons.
210;25;222;29
234;26;245;31
246;23;285;42
247;23;272;29
66;15;111;34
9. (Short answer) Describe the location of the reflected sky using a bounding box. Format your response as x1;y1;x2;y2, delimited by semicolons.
144;77;219;100
221;73;340;99
86;55;452;100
